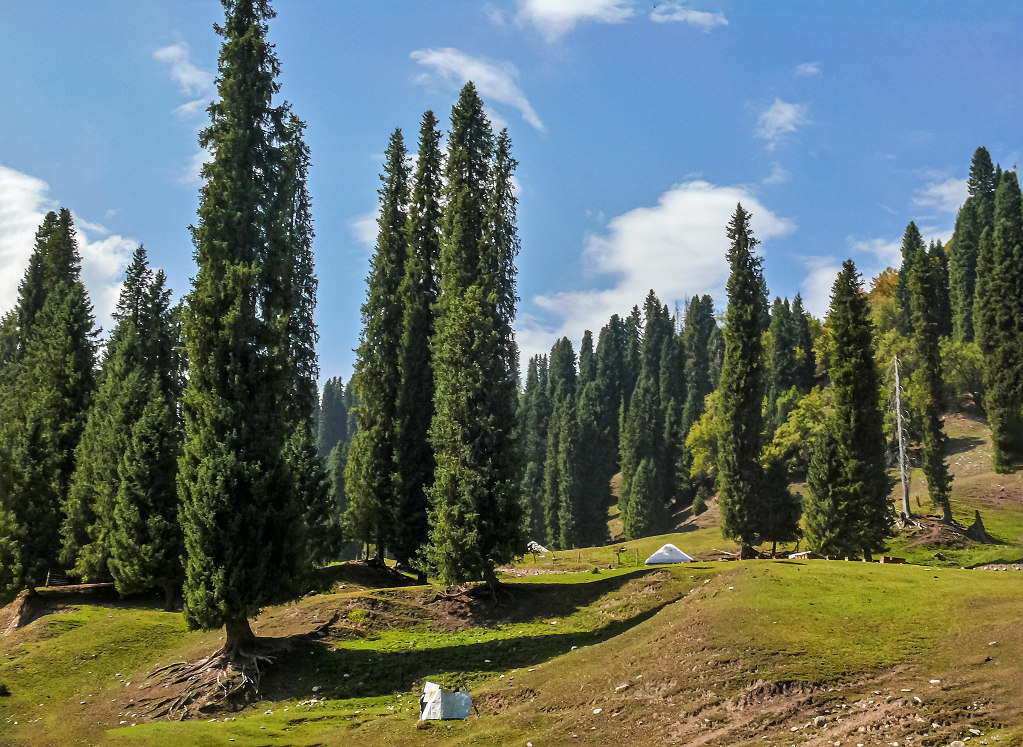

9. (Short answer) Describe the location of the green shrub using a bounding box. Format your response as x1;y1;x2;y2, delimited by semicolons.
347;608;367;626
692;489;709;517
0;683;10;697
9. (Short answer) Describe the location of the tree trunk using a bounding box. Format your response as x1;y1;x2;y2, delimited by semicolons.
163;584;176;612
863;549;873;562
223;616;257;662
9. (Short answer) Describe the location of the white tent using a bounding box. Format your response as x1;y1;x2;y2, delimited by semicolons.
644;543;693;565
420;681;473;720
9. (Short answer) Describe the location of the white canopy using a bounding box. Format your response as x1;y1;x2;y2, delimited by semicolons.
420;681;472;720
644;543;693;565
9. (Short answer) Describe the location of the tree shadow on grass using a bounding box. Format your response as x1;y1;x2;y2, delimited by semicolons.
947;434;984;457
258;596;679;702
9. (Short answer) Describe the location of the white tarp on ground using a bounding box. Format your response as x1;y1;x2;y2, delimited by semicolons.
420;681;472;720
644;543;693;565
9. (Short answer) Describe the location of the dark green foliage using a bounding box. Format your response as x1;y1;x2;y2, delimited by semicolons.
828;260;893;558
316;376;347;457
766;297;798;432
803;425;855;557
286;422;334;565
345;129;410;557
518;355;550;541
974;170;1023;472
717;205;767;553
618;293;675;540
426;84;521;585
950;200;981;342
894;222;925;335
681;295;716;438
594;315;628;478
543;339;576;547
691;488;708;517
178;0;313;636
578;330;596;385
574;380;611;547
759;457;801;554
791;294;817;390
391;110;443;568
909;244;952;521
927;240;953;339
0;209;96;599
554;398;582;549
967;146;997;224
108;385;182;607
63;247;181;584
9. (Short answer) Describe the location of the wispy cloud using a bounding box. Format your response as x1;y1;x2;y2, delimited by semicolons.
763;162;790;186
794;61;821;77
0;164;135;334
154;43;215;187
913;176;968;215
798;256;842;318
649;2;728;32
515;0;634;41
756;98;810;151
153;43;214;100
516;180;793;366
411;47;544;132
350;210;379;249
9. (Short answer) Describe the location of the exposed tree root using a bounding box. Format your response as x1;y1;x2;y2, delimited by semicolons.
136;617;339;721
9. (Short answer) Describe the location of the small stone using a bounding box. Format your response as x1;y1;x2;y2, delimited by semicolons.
813;715;826;727
989;641;998;646
312;686;320;692
929;679;941;684
593;708;602;714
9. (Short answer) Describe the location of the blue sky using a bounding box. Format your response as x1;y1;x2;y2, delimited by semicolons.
2;1;1020;385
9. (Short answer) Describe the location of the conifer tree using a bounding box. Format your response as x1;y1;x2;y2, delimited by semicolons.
108;384;182;610
316;376;347;457
909;244;953;522
575;379;612;546
543;338;576;546
177;0;314;658
392;110;443;571
950;200;981;342
578;330;596;385
63;247;181;583
928;240;953;339
426;83;521;586
518;355;551;541
895;222;925;335
717;205;768;556
974;170;1023;472
828;260;892;559
681;296;716;440
555;397;582;549
803;425;854;556
790;293;817;390
766;297;798;432
344;129;409;560
618;294;674;539
0;209;96;599
594;315;628;480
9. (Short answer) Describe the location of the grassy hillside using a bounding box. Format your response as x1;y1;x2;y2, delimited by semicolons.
2;414;1023;745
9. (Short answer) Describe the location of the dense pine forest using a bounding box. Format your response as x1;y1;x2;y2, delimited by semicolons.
2;4;1023;738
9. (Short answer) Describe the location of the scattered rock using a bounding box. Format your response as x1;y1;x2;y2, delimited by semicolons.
813;715;827;727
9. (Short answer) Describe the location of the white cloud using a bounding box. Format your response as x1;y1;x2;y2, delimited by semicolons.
850;235;903;270
350;210;379;248
798;257;842;318
0;164;135;334
516;0;634;41
762;162;790;186
649;2;728;32
794;61;821;77
516;180;793;366
153;43;214;99
411;48;544;132
180;147;213;187
755;99;810;151
913;176;968;215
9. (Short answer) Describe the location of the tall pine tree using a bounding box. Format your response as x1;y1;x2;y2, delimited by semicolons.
426;83;521;586
391;110;443;572
909;244;953;522
0;208;96;599
344;129;409;560
828;260;892;559
177;0;315;658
